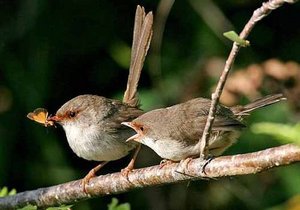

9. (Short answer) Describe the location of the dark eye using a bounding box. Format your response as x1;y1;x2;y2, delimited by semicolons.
68;111;77;118
140;126;144;131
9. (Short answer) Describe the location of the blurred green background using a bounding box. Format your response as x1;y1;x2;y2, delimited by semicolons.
0;0;300;209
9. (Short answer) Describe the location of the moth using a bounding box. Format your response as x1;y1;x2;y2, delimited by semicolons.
27;108;54;127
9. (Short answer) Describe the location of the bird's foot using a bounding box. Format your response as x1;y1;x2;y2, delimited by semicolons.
82;161;109;193
82;168;97;193
159;159;174;169
201;156;214;175
121;166;134;177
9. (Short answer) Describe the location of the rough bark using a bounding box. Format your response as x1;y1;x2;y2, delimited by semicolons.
0;144;299;209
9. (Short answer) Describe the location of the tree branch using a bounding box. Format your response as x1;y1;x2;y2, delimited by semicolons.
2;1;298;209
199;0;299;157
1;144;300;209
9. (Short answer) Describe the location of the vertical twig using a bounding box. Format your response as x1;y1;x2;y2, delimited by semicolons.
199;0;298;158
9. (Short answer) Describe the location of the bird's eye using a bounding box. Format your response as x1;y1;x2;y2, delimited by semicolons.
68;111;77;118
140;126;144;131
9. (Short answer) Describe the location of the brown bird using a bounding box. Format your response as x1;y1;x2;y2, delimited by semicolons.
48;6;153;188
122;94;286;162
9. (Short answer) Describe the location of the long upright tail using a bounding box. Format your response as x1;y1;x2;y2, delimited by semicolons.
232;93;286;115
123;6;153;107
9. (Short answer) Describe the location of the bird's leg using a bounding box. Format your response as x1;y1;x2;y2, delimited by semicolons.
82;161;109;193
121;144;141;176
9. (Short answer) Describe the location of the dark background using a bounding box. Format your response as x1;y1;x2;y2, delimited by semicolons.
0;0;300;209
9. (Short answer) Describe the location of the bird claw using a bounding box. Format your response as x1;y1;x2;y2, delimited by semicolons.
159;159;174;169
201;156;214;175
179;157;193;169
174;157;193;175
82;169;97;193
121;166;133;177
81;161;109;193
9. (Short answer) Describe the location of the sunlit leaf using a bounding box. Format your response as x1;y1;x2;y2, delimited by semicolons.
251;122;300;144
8;188;16;196
0;187;8;197
47;205;73;210
108;198;131;210
17;205;37;210
223;31;250;47
0;187;16;197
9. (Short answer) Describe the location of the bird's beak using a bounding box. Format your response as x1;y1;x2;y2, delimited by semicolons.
121;122;141;142
47;115;62;123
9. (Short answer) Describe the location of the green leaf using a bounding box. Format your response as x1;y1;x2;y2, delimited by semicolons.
108;198;118;210
251;122;300;144
0;187;8;197
223;31;250;47
46;205;73;210
17;205;37;210
0;187;17;197
108;198;130;210
8;188;17;196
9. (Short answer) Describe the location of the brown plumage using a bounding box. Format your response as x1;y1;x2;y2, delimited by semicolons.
123;94;286;161
48;6;153;188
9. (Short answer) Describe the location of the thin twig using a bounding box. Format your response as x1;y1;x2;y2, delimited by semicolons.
0;144;299;209
199;0;298;158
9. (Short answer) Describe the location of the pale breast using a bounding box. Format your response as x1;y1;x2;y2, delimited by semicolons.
142;137;201;161
142;130;241;161
63;124;135;161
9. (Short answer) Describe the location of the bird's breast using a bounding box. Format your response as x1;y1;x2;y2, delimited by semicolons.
63;124;136;161
142;137;198;161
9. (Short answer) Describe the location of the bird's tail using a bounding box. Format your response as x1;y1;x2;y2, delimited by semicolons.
123;6;153;107
232;93;286;115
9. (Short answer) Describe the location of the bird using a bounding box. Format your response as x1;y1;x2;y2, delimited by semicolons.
122;94;286;162
47;5;153;189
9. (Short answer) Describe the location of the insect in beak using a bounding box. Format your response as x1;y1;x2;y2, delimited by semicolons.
27;108;55;127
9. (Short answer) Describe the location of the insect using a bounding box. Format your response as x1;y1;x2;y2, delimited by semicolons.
27;108;54;127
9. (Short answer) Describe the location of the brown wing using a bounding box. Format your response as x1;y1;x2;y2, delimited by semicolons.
168;98;244;146
102;99;143;134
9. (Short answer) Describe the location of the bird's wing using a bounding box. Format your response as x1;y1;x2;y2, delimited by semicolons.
168;98;245;146
102;100;143;134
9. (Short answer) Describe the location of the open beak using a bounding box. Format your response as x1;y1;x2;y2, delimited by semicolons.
121;122;141;142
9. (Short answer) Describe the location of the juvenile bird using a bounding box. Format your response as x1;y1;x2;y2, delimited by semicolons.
123;94;286;162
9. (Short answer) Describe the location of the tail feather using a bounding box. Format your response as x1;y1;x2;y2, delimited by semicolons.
123;6;153;107
232;94;286;115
